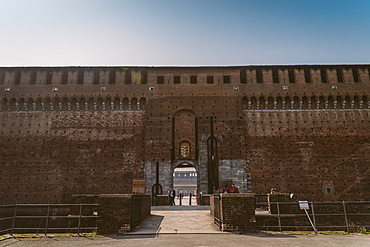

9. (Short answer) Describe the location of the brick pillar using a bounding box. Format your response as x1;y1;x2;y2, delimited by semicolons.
219;193;256;232
97;194;134;234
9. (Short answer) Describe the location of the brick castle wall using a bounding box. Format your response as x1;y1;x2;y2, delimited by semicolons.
1;65;370;204
0;111;145;204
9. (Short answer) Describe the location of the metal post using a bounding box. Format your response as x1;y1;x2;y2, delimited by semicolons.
154;161;159;206
299;201;317;234
208;116;219;193
156;162;159;196
11;204;18;236
77;203;83;235
277;202;282;232
45;203;51;235
171;117;175;161
210;116;214;160
212;116;219;192
343;201;349;232
189;193;192;205
208;116;215;194
195;117;199;159
311;202;316;229
304;208;318;234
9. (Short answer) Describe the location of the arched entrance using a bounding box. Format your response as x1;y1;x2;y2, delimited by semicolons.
170;109;206;194
173;162;198;205
173;165;197;196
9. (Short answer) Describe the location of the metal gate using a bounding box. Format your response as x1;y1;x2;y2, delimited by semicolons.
213;195;221;228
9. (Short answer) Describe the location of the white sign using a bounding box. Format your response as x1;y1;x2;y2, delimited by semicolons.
299;201;309;210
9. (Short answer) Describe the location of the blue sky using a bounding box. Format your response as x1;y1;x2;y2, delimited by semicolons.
0;0;370;66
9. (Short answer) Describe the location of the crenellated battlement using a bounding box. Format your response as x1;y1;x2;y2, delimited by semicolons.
0;65;369;87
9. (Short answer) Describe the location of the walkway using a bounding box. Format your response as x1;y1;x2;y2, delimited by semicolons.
128;204;224;235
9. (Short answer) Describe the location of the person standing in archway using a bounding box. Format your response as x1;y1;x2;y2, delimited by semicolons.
169;189;176;206
231;184;239;193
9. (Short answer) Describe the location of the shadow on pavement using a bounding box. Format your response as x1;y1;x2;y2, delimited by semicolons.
244;232;298;238
123;214;164;237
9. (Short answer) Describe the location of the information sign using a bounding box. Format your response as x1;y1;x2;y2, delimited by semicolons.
299;201;309;210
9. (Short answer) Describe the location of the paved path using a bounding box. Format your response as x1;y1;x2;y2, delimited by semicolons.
128;205;224;235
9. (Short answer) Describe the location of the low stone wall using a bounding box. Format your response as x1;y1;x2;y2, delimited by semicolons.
72;194;151;234
97;194;133;234
140;196;151;221
155;195;171;206
72;194;99;204
199;194;211;205
211;193;256;232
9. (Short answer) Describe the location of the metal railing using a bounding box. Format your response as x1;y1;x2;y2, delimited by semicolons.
256;201;370;232
0;203;99;235
213;195;221;227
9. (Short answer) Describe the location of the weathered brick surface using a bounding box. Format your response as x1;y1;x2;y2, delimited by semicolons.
219;193;256;232
200;194;211;205
140;196;151;221
245;112;370;201
72;194;151;233
97;194;133;234
1;65;370;204
155;195;171;206
0;111;145;204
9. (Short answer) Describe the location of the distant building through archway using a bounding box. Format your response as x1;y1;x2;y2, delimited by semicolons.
173;165;197;196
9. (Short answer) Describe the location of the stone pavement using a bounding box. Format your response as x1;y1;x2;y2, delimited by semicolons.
127;205;226;235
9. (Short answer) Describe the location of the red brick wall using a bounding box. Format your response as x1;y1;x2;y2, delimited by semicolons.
244;111;370;201
0;111;145;204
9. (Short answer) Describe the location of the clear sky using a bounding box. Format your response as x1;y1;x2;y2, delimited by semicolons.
1;0;370;66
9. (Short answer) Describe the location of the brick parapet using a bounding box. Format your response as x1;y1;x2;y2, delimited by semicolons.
219;193;256;232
